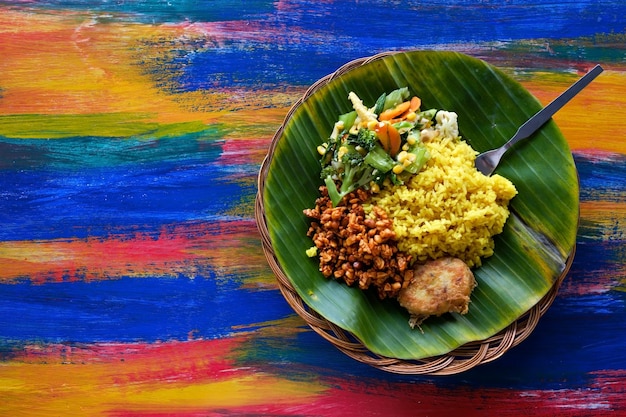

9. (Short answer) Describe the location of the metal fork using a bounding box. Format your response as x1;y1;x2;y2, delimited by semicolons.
474;64;604;176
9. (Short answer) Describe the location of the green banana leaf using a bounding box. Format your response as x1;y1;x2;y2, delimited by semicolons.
262;51;578;360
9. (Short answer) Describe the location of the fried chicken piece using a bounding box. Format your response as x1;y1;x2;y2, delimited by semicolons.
398;257;476;329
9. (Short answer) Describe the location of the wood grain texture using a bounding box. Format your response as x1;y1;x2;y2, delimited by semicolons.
0;1;625;415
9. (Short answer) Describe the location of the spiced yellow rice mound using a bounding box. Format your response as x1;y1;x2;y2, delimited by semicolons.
368;131;518;268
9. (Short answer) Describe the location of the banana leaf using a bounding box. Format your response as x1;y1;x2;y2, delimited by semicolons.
262;51;578;360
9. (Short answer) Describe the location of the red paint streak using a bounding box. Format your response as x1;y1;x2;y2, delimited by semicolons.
226;371;626;416
2;233;198;284
90;369;626;416
15;337;249;383
559;262;626;297
0;219;259;283
217;138;272;166
574;149;626;163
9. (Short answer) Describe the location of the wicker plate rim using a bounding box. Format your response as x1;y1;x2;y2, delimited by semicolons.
255;51;576;375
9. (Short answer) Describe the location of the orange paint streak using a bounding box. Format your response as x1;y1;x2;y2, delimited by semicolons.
0;8;221;125
523;70;626;155
0;8;298;140
580;200;626;225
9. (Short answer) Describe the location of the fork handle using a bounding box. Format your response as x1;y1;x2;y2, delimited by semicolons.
505;64;604;151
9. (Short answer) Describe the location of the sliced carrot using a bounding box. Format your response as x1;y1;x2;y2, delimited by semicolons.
399;96;422;120
387;123;401;157
374;122;390;151
409;96;421;112
379;100;411;121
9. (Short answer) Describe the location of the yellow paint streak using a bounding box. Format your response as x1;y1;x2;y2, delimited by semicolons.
0;339;327;416
523;70;626;154
0;363;324;416
119;374;323;411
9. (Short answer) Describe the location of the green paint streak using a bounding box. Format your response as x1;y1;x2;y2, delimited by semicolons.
0;133;226;170
0;113;212;139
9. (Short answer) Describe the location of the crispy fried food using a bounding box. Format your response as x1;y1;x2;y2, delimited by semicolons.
303;186;414;299
398;257;476;329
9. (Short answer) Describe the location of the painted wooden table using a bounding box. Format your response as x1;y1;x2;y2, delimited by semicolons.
1;1;625;415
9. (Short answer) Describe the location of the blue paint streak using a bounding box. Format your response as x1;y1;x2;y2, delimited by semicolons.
0;136;258;241
0;275;294;346
166;0;626;89
5;0;622;39
575;153;626;203
473;290;626;386
173;41;342;89
249;289;626;390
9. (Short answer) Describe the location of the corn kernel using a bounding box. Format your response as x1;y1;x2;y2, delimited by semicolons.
397;150;408;163
407;135;417;145
369;182;380;193
366;120;378;130
402;159;411;167
392;164;404;174
402;143;409;151
405;111;417;121
317;145;327;155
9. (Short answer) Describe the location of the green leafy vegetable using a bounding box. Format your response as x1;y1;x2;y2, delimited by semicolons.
317;88;436;206
383;86;410;111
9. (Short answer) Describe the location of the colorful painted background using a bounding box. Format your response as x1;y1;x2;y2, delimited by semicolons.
1;1;625;415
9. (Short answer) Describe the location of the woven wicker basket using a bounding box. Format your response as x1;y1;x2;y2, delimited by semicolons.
255;52;574;375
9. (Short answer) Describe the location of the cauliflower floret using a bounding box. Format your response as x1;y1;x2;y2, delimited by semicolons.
435;110;459;139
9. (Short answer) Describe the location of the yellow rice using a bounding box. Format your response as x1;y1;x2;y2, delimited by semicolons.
368;134;517;267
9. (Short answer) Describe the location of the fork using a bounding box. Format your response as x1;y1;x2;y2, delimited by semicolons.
474;64;604;176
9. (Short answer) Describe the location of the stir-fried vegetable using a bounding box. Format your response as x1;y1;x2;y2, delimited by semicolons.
317;87;437;206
